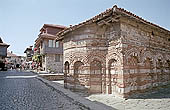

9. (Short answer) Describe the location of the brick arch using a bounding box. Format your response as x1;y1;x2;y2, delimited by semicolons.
124;48;141;65
73;61;84;89
64;57;71;65
86;53;106;68
155;53;164;61
107;58;119;94
141;51;154;62
165;54;170;61
152;53;164;69
106;53;122;68
64;61;70;73
164;55;170;68
64;61;70;88
74;61;84;74
90;59;103;93
155;53;164;66
141;51;154;67
68;52;88;66
64;58;71;64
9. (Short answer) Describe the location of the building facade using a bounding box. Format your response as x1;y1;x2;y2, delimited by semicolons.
0;37;10;70
24;46;34;62
6;51;25;69
57;5;170;98
35;24;66;73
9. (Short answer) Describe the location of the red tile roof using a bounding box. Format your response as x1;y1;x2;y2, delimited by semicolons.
40;33;56;38
35;33;56;43
42;24;67;30
35;24;67;43
56;5;170;39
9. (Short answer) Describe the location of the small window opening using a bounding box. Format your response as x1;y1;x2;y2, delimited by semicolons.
168;38;170;41
151;31;154;36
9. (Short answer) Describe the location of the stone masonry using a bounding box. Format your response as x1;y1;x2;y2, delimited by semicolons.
56;5;170;98
45;54;63;73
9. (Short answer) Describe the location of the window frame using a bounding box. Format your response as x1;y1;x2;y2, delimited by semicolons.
55;54;60;62
48;40;53;47
55;41;59;48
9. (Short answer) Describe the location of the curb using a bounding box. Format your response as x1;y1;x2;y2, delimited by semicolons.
35;76;114;110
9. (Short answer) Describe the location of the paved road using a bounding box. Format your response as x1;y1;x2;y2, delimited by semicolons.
0;70;88;110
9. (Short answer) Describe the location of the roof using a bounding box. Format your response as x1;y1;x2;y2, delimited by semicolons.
56;5;170;39
39;33;56;38
7;52;17;57
40;24;67;31
44;24;67;29
0;43;10;47
35;24;67;43
0;37;10;47
0;37;3;43
35;33;56;44
24;47;33;53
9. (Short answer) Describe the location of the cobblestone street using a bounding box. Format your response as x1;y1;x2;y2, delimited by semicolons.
0;70;89;110
1;70;170;110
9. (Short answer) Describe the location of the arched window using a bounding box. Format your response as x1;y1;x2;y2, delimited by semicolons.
64;61;69;74
144;58;152;68
108;59;117;94
64;61;69;88
90;60;102;93
90;60;102;74
74;61;84;74
128;56;139;66
109;59;117;74
166;60;170;69
157;59;163;68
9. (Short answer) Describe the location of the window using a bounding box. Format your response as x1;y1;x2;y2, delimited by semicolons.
48;40;53;47
168;38;170;41
151;31;154;36
55;54;60;62
53;40;55;47
56;41;59;48
49;40;58;47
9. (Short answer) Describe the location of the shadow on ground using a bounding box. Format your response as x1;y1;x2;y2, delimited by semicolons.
128;84;170;99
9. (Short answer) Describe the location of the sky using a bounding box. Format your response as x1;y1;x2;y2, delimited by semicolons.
0;0;170;56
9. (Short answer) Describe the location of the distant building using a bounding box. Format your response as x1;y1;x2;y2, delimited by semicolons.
6;51;25;68
24;46;34;62
0;37;10;70
34;24;66;73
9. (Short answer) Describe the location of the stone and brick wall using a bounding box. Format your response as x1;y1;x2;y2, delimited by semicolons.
61;6;170;98
63;23;126;96
120;18;170;97
63;24;108;93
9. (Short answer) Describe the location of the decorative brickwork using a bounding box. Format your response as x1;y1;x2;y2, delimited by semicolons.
59;5;170;98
